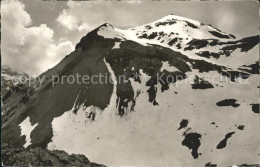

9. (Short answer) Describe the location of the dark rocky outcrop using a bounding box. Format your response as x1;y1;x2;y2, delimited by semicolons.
216;132;235;149
2;89;12;102
185;39;209;50
238;61;259;74
221;70;250;82
182;132;201;159
147;32;158;39
205;162;217;167
185;21;198;29
196;51;220;59
216;99;240;107
139;33;148;39
168;38;178;46
192;75;214;89
250;104;259;114
220;35;259;54
1;143;106;167
177;119;189;130
185;35;258;58
155;20;177;27
176;43;182;49
207;24;236;39
145;25;152;30
209;31;231;39
232;164;260;167
237;125;245;130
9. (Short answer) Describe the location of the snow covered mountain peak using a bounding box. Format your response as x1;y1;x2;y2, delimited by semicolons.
159;14;200;24
123;14;236;40
98;23;114;30
95;23;126;40
95;14;236;46
149;14;236;39
93;14;258;69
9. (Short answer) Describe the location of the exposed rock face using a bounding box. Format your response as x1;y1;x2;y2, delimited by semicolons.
250;103;259;114
196;51;221;59
237;125;245;130
216;132;235;149
1;66;34;125
191;75;214;89
238;61;259;74
185;35;259;58
205;162;217;167
216;99;240;107
177;119;189;130
182;132;202;159
1;143;106;167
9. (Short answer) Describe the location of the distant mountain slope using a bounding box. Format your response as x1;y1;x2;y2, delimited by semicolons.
1;66;32;119
1;65;30;96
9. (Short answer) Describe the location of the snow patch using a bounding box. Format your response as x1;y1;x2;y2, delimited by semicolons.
1;74;13;80
160;61;179;72
97;26;125;40
103;57;118;112
19;117;38;148
112;42;121;50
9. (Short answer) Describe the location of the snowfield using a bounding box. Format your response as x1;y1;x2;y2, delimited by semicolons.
48;69;259;166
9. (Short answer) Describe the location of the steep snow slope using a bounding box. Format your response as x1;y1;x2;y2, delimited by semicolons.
49;70;259;166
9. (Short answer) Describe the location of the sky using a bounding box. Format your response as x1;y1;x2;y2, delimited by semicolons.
1;0;259;76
